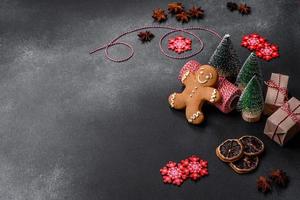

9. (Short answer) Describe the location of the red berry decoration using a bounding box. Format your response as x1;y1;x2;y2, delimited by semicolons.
241;33;266;51
160;161;189;186
168;35;192;54
256;43;279;61
183;155;208;181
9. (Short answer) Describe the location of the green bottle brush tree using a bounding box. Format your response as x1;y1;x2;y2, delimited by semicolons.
235;52;262;91
237;75;264;122
208;34;241;80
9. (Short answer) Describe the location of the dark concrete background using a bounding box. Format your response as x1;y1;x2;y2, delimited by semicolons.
0;0;300;199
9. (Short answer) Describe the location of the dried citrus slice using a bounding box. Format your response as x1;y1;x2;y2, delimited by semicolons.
239;135;264;156
230;155;259;174
216;139;244;162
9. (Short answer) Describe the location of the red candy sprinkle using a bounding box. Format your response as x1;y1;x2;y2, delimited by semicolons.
160;161;189;186
184;155;208;181
241;33;266;51
256;43;279;61
168;36;192;54
160;155;209;186
241;33;280;61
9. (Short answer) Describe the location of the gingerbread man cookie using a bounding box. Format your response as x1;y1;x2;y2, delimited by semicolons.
169;64;221;124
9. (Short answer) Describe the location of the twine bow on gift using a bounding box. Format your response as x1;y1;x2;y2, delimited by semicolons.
280;102;300;126
271;102;300;145
264;79;288;103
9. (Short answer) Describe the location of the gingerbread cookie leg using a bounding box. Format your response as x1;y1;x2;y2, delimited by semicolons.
168;93;186;109
185;103;204;124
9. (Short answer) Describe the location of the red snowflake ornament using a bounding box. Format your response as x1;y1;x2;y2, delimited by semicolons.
160;161;189;186
168;36;192;54
241;33;266;51
256;43;279;61
182;155;208;181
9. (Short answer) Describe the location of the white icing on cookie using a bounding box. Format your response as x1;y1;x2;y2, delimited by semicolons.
189;86;198;98
170;93;177;108
181;70;190;83
209;89;217;103
188;111;202;122
197;73;212;84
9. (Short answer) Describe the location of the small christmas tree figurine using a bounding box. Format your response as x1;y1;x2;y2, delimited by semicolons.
208;34;241;80
235;52;262;90
237;75;264;122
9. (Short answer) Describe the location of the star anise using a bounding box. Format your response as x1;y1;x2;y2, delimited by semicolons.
269;169;289;187
168;2;184;14
238;3;251;15
176;11;190;23
257;176;271;193
227;2;238;12
138;31;154;43
188;6;204;19
152;8;167;22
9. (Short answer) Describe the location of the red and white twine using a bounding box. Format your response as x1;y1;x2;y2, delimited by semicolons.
89;25;221;62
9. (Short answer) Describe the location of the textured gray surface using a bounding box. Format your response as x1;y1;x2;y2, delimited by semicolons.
0;0;300;199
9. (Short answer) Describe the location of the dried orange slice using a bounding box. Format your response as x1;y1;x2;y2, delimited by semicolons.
239;136;264;156
230;155;259;174
216;139;244;162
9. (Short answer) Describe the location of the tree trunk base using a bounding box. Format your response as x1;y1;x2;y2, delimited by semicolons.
242;112;261;123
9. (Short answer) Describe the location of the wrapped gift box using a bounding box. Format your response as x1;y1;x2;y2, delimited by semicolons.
263;73;289;115
264;97;300;146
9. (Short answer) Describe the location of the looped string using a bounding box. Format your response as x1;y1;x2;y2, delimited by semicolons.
281;102;300;126
264;79;288;102
89;25;222;62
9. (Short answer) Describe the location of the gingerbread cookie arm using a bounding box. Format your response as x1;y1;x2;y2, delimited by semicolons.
203;87;221;104
168;92;186;109
180;70;195;86
185;102;204;124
